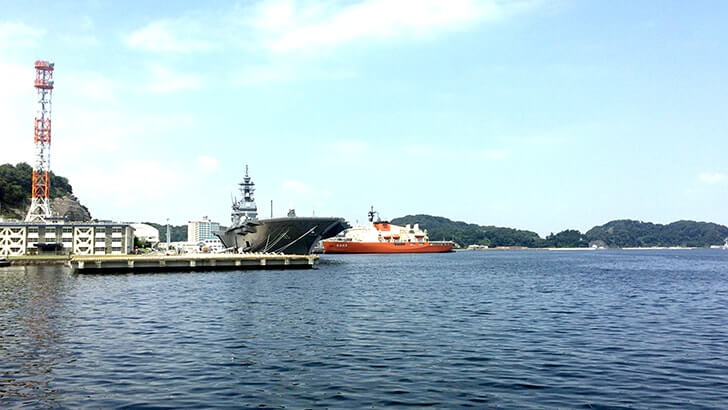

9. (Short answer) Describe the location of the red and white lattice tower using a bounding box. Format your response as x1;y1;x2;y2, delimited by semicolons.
25;60;55;222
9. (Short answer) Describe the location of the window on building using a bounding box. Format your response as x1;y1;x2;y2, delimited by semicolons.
63;227;73;233
112;227;122;233
28;227;39;233
45;228;56;234
96;227;106;234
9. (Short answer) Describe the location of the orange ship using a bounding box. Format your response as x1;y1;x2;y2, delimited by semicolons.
323;207;454;254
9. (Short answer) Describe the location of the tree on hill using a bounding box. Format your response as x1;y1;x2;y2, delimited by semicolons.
391;215;546;248
144;222;189;242
391;215;728;248
543;229;588;248
0;162;78;218
585;219;728;247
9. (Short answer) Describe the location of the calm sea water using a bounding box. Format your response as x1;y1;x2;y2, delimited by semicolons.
1;250;727;408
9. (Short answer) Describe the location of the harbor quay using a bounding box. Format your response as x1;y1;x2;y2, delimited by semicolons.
67;252;318;273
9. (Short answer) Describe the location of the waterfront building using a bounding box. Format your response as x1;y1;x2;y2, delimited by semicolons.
0;221;134;256
130;223;160;245
187;216;221;242
167;238;225;254
199;238;225;252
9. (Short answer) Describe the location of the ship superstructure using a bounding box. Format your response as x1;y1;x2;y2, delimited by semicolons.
323;206;454;253
231;165;258;226
215;166;349;254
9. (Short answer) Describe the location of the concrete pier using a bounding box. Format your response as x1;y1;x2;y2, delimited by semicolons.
69;253;317;273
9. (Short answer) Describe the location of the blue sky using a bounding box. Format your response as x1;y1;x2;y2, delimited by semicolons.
1;0;726;235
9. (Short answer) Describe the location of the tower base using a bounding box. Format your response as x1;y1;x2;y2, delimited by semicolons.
25;198;52;222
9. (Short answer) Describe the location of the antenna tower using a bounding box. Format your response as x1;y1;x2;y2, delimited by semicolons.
25;60;55;222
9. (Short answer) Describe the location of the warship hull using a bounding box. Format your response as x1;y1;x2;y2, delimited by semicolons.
216;217;349;255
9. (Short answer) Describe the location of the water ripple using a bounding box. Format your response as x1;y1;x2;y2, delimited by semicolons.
1;250;728;407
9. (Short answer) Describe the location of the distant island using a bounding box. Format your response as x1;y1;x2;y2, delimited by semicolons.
2;162;727;248
391;215;728;249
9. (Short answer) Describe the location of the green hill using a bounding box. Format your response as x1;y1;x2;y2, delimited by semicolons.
391;215;728;248
144;222;188;242
0;162;79;219
585;219;728;248
391;214;548;248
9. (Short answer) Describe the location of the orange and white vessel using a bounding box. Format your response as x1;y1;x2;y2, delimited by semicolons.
323;207;454;254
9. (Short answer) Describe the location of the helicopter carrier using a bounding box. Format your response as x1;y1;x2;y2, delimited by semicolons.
215;166;349;254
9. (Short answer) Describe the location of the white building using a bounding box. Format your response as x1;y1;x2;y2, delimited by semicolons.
130;223;160;245
165;239;224;254
187;216;221;242
0;221;134;256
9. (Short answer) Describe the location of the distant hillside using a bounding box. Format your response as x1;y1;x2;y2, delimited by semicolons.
144;222;188;242
391;214;548;248
0;162;91;221
585;220;728;248
391;215;728;248
142;222;229;242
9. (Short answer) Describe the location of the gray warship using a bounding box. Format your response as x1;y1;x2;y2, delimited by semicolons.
215;166;349;254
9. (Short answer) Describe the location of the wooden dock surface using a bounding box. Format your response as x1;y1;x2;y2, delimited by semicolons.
69;253;318;273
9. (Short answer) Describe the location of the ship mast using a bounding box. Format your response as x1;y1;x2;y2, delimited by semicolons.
231;164;258;226
367;205;381;223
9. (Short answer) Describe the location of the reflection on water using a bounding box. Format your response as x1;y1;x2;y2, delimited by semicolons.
0;266;74;405
1;250;728;407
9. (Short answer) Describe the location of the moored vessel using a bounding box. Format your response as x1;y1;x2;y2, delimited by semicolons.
215;166;349;254
323;207;454;254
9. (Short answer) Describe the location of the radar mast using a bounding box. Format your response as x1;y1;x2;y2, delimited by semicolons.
231;164;258;226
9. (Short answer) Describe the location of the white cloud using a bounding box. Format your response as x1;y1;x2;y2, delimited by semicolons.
145;65;203;93
525;135;567;145
328;139;369;156
231;63;295;86
60;34;99;48
254;0;536;53
698;172;728;185
475;148;510;160
405;144;438;156
66;71;119;103
282;179;314;196
253;0;297;32
125;19;218;53
197;155;220;174
230;61;358;86
280;180;333;214
52;109;198;166
0;22;44;50
73;160;186;210
52;109;126;158
405;144;510;161
123;0;539;56
121;1;540;86
0;60;35;165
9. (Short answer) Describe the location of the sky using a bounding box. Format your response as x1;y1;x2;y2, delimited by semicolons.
1;0;727;235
